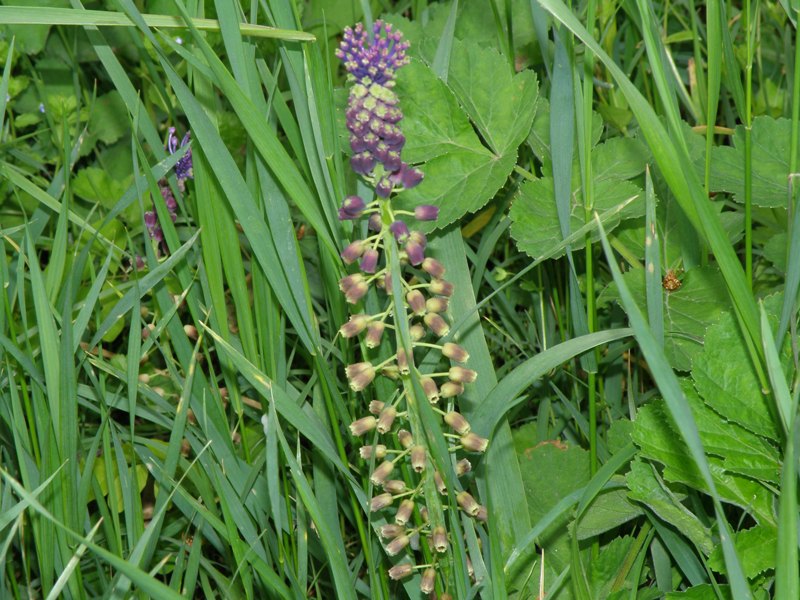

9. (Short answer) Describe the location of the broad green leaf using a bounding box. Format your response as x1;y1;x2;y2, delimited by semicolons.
626;459;713;555
577;485;643;540
632;399;775;524
682;383;780;483
72;166;132;209
88;90;128;145
393;59;517;228
692;310;781;441
513;428;585;572
446;38;538;155
762;232;788;271
513;426;639;577
396;59;482;163
710;116;798;207
589;536;636;600
511;136;646;259
708;525;778;579
601;266;730;371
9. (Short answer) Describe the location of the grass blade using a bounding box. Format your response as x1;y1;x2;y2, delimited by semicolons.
0;6;314;40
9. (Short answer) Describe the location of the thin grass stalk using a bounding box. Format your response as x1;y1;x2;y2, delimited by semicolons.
791;13;800;181
582;0;599;489
644;167;664;347
744;0;757;288
687;0;708;120
703;0;721;196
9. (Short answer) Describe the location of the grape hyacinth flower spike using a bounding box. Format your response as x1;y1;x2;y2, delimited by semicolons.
335;20;487;594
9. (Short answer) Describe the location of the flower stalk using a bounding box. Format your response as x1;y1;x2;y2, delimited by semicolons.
336;20;488;594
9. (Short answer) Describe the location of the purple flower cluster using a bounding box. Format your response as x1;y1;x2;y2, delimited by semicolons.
336;20;423;198
144;127;193;251
144;183;178;244
168;127;193;187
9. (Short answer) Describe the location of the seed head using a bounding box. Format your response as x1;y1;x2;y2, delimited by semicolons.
345;362;376;391
370;492;393;511
444;411;471;435
424;312;450;337
449;366;477;384
410;445;426;472
394;498;414;525
420;567;436;593
461;432;489;452
397;429;414;449
359;444;387;460
370;460;394;485
429;278;454;297
442;342;469;362
388;563;414;580
456;491;481;516
432;526;448;553
349;415;377;436
380;523;404;539
377;406;397;433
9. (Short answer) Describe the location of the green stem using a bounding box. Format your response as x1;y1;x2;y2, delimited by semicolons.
744;0;754;289
790;10;800;194
583;0;600;566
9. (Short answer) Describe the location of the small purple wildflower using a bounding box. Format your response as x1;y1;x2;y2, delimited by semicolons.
389;220;409;241
168;127;193;183
414;205;439;222
144;210;162;242
144;182;181;249
339;195;366;220
360;248;380;273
